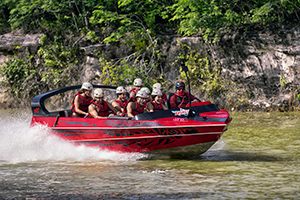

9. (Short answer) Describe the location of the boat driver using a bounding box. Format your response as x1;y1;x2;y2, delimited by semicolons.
88;88;121;118
111;86;128;116
127;90;153;118
71;82;93;118
169;81;200;109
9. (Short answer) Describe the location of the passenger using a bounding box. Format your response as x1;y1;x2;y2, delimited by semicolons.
151;89;167;111
140;87;151;102
71;82;93;118
88;88;120;118
111;86;128;116
169;81;200;109
129;78;143;99
127;90;153;118
152;82;167;103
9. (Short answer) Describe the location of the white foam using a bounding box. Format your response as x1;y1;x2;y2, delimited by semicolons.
0;112;146;163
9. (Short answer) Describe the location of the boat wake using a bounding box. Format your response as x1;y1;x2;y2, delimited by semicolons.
0;112;146;164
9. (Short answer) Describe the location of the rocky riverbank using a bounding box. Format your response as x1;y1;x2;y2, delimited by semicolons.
1;25;300;110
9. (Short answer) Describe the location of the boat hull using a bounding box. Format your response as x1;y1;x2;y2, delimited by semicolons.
31;115;228;155
30;84;231;156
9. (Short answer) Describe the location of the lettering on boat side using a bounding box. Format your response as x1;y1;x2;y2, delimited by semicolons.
172;108;189;116
66;121;90;126
105;120;159;128
173;118;187;122
103;128;198;137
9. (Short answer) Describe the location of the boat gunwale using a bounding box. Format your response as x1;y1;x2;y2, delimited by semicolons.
50;123;227;130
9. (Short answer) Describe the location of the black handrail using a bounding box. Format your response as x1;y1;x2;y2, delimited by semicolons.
31;84;117;116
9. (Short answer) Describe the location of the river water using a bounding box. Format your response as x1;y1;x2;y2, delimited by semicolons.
0;110;299;199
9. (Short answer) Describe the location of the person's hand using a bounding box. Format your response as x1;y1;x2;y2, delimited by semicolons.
84;113;89;118
116;111;123;116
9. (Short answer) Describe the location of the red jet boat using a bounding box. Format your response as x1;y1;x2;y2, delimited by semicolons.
31;85;231;157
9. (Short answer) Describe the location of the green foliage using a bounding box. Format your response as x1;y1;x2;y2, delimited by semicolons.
37;42;80;86
180;51;224;97
97;57;152;87
1;58;36;97
280;74;287;89
5;0;99;37
2;0;300;43
170;0;300;42
89;0;172;46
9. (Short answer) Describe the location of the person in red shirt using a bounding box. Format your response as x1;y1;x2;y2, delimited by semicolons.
129;78;143;99
88;88;119;118
140;87;151;102
112;86;128;116
71;82;93;117
152;82;167;103
151;89;167;111
127;90;153;118
169;81;200;109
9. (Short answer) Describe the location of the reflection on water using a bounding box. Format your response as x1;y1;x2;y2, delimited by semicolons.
0;110;299;199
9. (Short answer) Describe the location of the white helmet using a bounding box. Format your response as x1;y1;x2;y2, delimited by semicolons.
81;82;93;90
151;89;162;96
140;87;150;95
133;78;143;87
152;83;162;90
116;86;127;94
94;88;104;98
136;90;148;99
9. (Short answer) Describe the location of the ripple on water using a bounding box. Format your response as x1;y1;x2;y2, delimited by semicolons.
0;110;300;199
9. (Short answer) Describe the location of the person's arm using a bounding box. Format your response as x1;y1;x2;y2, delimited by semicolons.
145;102;154;112
107;102;122;116
162;104;168;110
111;101;122;112
178;95;187;108
74;95;88;117
126;102;135;118
88;104;103;119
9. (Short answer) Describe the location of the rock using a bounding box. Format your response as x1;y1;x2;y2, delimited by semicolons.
81;56;100;83
0;32;42;52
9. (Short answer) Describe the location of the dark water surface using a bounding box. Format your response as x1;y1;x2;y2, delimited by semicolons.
0;110;299;199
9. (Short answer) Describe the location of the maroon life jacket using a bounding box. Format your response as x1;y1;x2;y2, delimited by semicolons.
129;88;140;102
131;102;146;116
129;87;139;95
152;101;164;111
114;99;128;113
91;100;113;117
71;93;93;116
162;93;167;104
172;92;195;108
